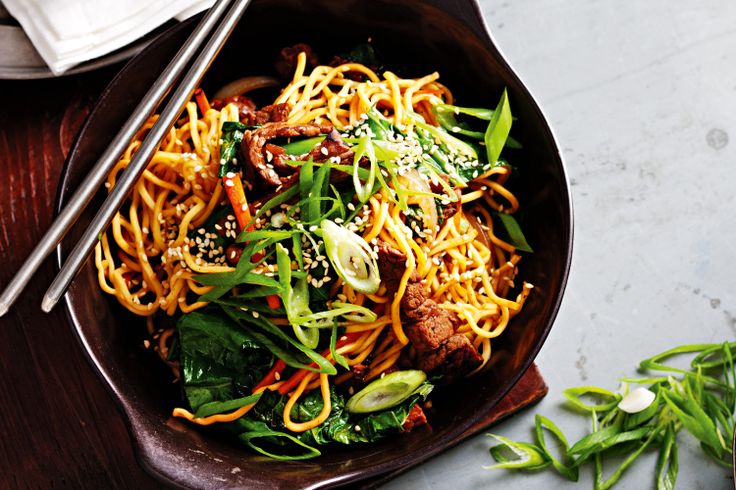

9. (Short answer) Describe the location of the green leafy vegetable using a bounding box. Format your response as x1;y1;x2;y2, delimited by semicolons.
176;309;272;411
239;429;322;460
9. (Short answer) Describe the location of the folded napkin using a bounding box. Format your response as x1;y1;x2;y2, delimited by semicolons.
3;0;215;75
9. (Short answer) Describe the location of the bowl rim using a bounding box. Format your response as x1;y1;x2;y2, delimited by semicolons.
55;1;574;487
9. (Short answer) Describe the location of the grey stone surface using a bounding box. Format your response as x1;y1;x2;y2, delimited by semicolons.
386;1;736;488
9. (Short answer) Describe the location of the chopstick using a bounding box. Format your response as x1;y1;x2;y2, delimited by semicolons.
41;0;254;313
0;0;250;317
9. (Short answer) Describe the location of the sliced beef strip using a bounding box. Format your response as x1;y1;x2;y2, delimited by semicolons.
241;122;333;186
376;243;458;351
401;281;456;352
275;43;319;80
245;103;290;125
376;242;417;293
263;143;292;172
376;241;484;377
210;95;256;117
416;334;483;379
305;129;354;164
210;97;290;126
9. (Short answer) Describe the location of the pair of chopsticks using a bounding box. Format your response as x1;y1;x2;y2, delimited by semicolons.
0;0;252;317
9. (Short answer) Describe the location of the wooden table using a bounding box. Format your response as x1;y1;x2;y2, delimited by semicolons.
0;67;162;488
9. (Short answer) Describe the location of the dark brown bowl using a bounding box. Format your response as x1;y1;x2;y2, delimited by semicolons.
56;1;573;488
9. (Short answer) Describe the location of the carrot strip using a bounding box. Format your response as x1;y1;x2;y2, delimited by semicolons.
223;173;252;230
194;88;210;114
253;359;287;392
222;174;280;306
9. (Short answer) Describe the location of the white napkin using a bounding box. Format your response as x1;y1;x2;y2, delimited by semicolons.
2;0;215;75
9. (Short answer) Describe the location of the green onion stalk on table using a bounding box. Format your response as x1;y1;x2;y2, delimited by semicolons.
485;341;736;489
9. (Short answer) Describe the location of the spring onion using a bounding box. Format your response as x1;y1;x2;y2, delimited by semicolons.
485;435;550;470
484;88;513;166
352;135;377;203
485;341;736;489
320;219;380;294
346;370;427;413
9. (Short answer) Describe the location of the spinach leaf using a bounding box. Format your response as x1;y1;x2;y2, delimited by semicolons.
177;309;272;411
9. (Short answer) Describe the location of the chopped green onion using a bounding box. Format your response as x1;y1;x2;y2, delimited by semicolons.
484;88;512;166
494;212;533;253
562;386;621;413
352;135;377;203
655;423;678;490
194;392;262;418
485;434;550;470
276;243;319;349
346;370;427;413
281;136;325;155
220;305;335;374
330;324;349;370
320;219;380;294
484;340;736;489
534;415;578;481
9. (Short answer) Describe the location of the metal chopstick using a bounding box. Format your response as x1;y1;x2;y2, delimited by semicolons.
39;0;252;313
0;0;238;317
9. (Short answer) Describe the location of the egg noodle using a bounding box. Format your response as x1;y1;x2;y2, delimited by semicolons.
94;52;532;434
